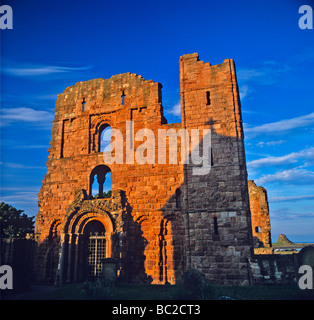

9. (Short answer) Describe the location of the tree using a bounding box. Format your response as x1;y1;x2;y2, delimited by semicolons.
94;190;112;199
0;202;34;238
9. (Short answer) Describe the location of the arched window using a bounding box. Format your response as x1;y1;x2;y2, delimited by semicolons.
99;124;111;153
90;165;112;198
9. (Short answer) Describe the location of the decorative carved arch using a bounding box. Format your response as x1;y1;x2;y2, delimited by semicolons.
62;202;115;236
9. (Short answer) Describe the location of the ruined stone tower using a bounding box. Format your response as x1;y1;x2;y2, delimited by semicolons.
248;180;272;250
35;53;254;285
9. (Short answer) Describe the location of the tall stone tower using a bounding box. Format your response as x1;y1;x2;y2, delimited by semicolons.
35;53;253;285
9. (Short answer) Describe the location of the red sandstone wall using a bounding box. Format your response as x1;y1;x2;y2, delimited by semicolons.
248;180;272;248
35;54;253;285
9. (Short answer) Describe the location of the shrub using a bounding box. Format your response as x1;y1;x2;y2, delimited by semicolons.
80;279;113;300
181;269;213;299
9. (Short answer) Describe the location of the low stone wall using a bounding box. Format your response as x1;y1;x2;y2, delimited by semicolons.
249;246;314;286
249;254;299;286
254;248;274;255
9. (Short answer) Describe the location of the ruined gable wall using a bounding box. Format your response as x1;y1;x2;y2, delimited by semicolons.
36;73;186;283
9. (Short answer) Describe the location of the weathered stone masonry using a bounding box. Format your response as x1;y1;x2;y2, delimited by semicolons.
35;53;254;285
248;180;272;251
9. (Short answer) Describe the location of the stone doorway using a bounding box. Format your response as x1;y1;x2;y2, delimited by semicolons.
87;234;106;278
83;220;106;279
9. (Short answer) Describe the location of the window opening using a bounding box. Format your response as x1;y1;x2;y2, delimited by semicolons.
214;217;219;235
206;91;211;105
90;165;112;199
82;97;86;111
100;126;111;153
175;189;181;209
255;226;261;233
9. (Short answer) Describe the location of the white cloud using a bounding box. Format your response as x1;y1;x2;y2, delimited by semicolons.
257;140;286;147
237;62;290;86
2;63;92;77
247;147;314;168
248;154;297;168
270;195;314;202
167;102;181;117
239;85;249;99
17;144;49;149
270;207;314;221
0;107;54;125
1;162;45;170
244;112;314;138
238;68;267;82
255;167;314;185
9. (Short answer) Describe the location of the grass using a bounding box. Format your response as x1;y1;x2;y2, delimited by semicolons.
9;282;314;300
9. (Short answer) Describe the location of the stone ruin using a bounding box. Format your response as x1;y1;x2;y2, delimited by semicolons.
33;53;297;286
248;180;272;253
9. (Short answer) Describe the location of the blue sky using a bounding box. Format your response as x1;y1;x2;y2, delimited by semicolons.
1;0;314;242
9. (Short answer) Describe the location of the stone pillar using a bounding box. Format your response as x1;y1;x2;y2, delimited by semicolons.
55;233;67;285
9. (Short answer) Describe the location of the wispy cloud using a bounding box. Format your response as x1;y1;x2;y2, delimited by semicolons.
239;85;250;100
247;146;314;168
0;189;40;213
238;61;290;86
244;112;314;138
0;186;41;206
0;107;54;126
1;162;46;170
270;207;314;221
167;101;181;117
17;144;49;149
237;54;313;100
270;195;314;203
257;140;286;147
256;167;314;185
2;62;92;77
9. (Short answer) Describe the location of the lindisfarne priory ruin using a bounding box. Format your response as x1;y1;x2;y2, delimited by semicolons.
31;53;308;286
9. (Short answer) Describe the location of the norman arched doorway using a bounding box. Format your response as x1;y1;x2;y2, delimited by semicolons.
58;201;116;283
